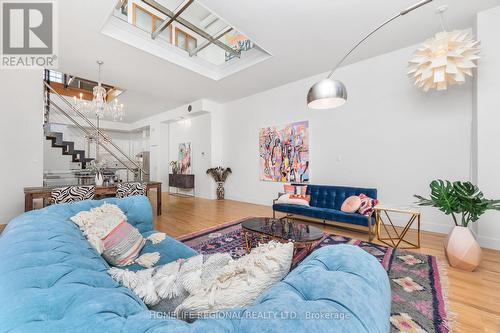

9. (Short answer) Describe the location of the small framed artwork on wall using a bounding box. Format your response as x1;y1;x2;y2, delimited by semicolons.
178;142;192;174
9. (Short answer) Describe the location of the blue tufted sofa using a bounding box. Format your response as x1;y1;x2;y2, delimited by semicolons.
273;185;378;240
0;196;390;333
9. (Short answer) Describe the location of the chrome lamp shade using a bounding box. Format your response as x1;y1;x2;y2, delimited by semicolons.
307;0;433;110
307;79;347;109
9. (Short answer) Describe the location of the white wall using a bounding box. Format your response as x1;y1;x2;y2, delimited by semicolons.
219;44;473;235
130;99;219;196
0;70;44;224
477;6;500;250
168;114;214;199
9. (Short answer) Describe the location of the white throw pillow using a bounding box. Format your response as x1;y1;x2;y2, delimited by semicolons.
175;241;294;320
71;203;166;268
71;203;127;253
276;194;310;206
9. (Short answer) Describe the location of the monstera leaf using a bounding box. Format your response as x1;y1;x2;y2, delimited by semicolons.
415;180;460;215
454;181;500;224
415;179;500;227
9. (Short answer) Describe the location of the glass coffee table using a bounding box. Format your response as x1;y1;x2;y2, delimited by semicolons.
241;217;324;254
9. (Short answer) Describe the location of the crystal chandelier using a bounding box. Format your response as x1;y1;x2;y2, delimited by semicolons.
73;60;124;121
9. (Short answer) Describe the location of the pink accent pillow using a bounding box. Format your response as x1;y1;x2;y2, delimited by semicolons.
358;193;379;216
101;220;145;267
290;194;311;203
283;184;308;195
341;196;362;213
283;185;295;194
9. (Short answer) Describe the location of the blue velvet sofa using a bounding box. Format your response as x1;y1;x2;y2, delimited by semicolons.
0;196;390;333
273;185;378;240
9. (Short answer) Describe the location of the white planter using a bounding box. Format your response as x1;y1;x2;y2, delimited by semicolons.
95;173;104;186
445;226;482;271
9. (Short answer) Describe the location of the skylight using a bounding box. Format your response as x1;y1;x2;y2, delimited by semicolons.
102;0;271;80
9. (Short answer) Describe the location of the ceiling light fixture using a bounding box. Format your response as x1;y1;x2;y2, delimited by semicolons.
407;5;481;91
307;0;433;110
73;60;124;121
72;60;124;161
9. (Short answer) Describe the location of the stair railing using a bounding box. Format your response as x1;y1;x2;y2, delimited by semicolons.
43;81;149;179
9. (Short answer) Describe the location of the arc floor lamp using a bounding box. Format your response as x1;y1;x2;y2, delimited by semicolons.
307;0;433;109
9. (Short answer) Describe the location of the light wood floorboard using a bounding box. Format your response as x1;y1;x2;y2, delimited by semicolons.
155;194;500;332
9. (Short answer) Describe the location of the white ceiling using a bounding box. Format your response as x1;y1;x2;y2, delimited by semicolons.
57;0;500;122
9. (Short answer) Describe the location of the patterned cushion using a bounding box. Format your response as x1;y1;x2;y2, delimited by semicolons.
289;194;311;202
276;194;310;206
116;183;147;199
283;184;307;195
358;193;379;216
102;220;146;267
50;186;95;204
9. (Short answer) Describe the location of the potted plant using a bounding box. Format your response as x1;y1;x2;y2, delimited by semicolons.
415;180;500;271
206;167;232;200
170;161;179;174
89;160;106;186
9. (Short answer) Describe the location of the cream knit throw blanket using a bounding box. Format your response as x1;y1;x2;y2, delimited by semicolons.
109;241;294;319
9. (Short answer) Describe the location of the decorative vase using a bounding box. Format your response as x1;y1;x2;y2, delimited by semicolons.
95;173;104;186
444;226;482;271
216;182;225;200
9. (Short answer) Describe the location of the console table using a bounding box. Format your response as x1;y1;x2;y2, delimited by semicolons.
168;174;195;197
24;181;162;216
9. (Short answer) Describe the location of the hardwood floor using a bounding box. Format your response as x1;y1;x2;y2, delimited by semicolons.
155;194;500;332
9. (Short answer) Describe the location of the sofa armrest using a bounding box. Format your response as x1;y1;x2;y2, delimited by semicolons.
243;245;391;332
273;192;285;205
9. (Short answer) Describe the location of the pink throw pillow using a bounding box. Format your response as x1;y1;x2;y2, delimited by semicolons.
283;185;295;194
341;196;362;213
283;184;308;195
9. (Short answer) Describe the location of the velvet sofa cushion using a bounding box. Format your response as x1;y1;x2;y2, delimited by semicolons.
273;203;371;226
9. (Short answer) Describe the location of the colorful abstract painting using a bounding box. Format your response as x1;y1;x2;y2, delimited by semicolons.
259;121;309;183
178;142;192;174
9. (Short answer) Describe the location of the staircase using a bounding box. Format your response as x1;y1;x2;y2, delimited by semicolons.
43;76;148;181
45;131;94;168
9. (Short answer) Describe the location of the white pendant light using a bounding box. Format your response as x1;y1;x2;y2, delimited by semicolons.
407;6;481;92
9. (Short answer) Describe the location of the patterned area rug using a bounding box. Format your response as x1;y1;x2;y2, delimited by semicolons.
178;218;452;333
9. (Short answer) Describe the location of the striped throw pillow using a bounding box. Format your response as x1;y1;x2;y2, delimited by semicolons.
51;186;95;204
101;220;145;267
358;193;379;216
116;183;147;198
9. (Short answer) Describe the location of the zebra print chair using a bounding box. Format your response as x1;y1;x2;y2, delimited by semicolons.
116;182;147;199
50;186;96;204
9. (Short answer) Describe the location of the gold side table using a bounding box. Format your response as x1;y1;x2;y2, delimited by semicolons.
374;205;421;249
